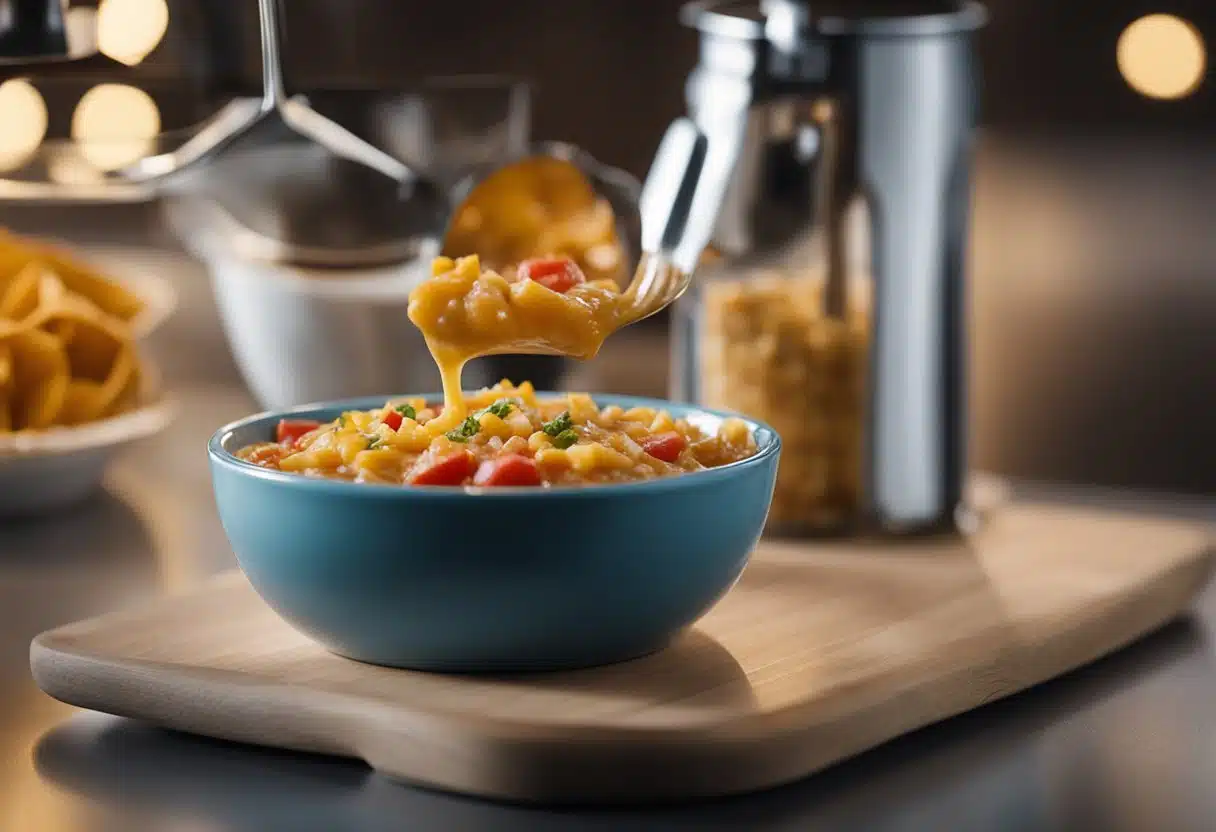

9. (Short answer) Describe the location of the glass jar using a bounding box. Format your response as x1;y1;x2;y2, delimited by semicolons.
672;240;871;537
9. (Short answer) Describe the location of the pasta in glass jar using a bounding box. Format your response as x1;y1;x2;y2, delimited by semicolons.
673;265;869;535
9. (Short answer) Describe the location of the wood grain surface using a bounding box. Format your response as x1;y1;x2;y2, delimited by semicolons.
30;502;1214;804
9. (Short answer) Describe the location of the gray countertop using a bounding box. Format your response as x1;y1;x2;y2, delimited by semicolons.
0;244;1214;832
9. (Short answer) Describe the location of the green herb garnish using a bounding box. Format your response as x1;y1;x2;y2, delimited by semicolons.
485;399;513;419
366;436;386;451
552;429;578;449
542;411;573;437
395;403;417;420
446;414;481;443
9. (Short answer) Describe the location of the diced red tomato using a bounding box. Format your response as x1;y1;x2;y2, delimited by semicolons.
473;454;542;487
276;419;321;446
640;432;687;463
518;257;586;294
407;450;477;486
382;410;403;431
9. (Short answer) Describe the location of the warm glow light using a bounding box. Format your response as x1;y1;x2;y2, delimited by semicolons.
0;80;48;173
71;84;162;171
1117;14;1206;100
46;145;106;186
66;6;100;56
97;0;170;66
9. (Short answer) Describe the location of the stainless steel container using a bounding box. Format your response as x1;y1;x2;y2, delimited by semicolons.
670;0;986;535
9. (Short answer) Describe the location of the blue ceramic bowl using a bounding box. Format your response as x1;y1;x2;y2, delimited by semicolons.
208;394;780;672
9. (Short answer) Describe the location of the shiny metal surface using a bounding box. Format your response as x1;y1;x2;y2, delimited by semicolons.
673;0;984;532
635;120;706;274
163;139;437;270
0;243;1213;830
440;132;714;333
118;0;436;268
442;140;642;266
123;0;414;191
617;118;706;322
438;118;695;330
162;77;533;270
0;0;79;63
848;7;981;531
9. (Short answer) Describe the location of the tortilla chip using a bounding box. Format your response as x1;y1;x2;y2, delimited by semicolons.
0;230;144;321
0;262;44;322
26;243;143;322
61;311;125;383
5;326;69;430
37;268;68;307
59;379;105;426
0;342;10;390
105;355;142;418
0;229;32;285
44;318;77;347
0;230;151;432
28;271;84;346
94;344;138;419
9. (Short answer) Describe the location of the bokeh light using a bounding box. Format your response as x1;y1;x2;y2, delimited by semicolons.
1117;15;1206;100
0;80;49;173
97;0;170;66
71;84;162;172
46;146;106;186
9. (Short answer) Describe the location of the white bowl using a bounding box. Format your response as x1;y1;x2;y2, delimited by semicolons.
0;381;176;518
205;254;443;411
0;244;178;517
163;199;444;411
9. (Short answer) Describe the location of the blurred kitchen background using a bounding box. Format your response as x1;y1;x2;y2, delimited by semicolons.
0;0;1212;494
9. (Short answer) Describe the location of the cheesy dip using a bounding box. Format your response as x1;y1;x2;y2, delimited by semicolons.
237;380;758;487
407;254;632;414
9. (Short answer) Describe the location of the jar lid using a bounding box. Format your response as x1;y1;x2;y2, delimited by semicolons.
682;0;986;40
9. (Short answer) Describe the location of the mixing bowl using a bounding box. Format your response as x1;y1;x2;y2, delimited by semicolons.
208;394;780;672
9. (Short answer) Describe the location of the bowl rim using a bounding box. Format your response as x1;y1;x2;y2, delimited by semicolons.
0;357;176;457
209;393;781;499
164;196;437;301
0;392;176;458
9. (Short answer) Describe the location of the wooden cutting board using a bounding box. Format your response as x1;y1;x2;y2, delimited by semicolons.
31;502;1214;805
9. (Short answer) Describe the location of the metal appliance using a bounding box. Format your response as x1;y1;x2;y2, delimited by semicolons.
670;0;987;534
